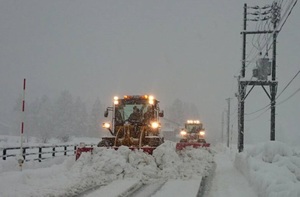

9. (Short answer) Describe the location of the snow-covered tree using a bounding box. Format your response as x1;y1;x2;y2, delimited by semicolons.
165;99;200;127
72;97;88;137
36;95;53;143
11;94;23;136
88;98;103;138
166;99;185;126
52;90;74;142
12;90;106;141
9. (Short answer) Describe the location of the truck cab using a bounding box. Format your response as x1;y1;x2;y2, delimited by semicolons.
100;95;164;153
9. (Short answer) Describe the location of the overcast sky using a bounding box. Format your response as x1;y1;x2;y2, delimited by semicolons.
0;0;299;145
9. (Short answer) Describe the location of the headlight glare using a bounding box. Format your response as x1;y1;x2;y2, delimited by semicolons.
102;122;111;129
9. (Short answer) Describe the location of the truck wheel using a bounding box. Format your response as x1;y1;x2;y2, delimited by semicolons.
97;139;111;147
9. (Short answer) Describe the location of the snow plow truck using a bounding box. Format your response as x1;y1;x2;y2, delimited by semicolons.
76;95;164;160
176;120;210;151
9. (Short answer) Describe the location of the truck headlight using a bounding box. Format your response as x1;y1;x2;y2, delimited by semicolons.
114;96;119;105
151;122;159;129
180;130;187;136
102;122;111;129
199;131;205;136
149;95;154;104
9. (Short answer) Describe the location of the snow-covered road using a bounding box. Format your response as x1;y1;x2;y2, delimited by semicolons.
82;178;203;197
1;138;299;197
207;152;257;197
0;141;214;197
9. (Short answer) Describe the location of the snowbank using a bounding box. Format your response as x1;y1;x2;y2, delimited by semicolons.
235;141;300;197
0;141;213;197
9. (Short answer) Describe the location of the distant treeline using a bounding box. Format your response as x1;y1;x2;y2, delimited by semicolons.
11;90;104;143
7;91;200;142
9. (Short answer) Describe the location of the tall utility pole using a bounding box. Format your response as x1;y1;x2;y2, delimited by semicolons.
226;98;231;148
237;2;280;152
241;3;247;78
221;111;224;144
270;2;279;141
237;76;244;152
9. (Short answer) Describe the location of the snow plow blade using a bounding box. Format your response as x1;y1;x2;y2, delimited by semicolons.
75;146;93;160
175;142;210;151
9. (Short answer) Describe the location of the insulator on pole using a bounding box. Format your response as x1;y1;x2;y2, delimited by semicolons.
261;10;271;15
261;16;271;21
247;18;259;21
248;6;259;9
261;5;271;9
248;12;259;15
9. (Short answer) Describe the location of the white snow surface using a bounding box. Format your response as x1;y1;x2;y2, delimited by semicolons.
1;136;300;197
85;178;141;197
0;140;213;197
235;141;300;197
207;150;257;197
151;179;201;197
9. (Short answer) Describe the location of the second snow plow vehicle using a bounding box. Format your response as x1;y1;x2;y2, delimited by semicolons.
76;95;164;159
176;120;210;151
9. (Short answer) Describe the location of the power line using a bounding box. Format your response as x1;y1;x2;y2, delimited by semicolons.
245;104;270;115
276;69;300;99
244;0;297;69
277;87;300;106
257;0;295;60
261;0;297;57
245;69;300;115
278;0;298;32
246;106;270;121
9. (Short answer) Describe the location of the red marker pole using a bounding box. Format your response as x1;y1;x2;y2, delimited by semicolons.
19;79;26;170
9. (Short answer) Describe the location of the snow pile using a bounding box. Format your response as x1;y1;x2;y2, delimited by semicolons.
235;141;300;197
153;141;213;179
0;141;213;197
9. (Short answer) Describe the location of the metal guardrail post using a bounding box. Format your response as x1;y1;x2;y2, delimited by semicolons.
52;147;55;157
3;149;6;160
1;144;94;162
64;146;67;156
23;148;26;161
39;147;42;162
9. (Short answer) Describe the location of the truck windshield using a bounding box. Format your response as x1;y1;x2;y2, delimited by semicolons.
186;124;202;133
116;103;154;123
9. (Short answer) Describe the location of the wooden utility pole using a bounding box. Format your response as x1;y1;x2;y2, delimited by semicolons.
237;2;280;152
221;111;224;144
226;98;231;148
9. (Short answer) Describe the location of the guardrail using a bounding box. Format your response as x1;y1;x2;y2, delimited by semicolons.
0;144;95;162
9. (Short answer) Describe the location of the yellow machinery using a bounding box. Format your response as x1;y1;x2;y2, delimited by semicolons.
176;120;210;150
76;95;164;159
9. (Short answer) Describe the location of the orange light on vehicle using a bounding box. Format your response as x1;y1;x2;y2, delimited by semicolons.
102;122;110;129
151;122;160;129
149;95;154;104
180;130;187;136
187;120;200;124
113;96;119;105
